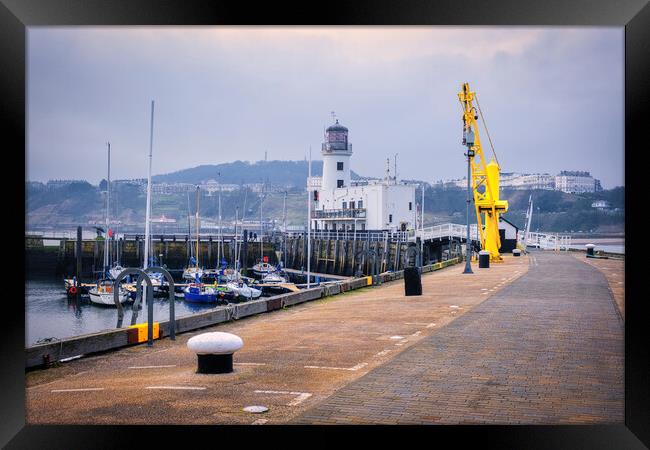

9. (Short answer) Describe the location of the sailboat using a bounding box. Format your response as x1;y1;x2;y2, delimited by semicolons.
183;186;231;304
89;278;130;305
89;142;128;306
182;186;204;281
225;279;262;301
251;186;274;277
108;227;124;280
139;100;166;295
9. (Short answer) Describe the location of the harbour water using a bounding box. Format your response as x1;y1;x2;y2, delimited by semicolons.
26;277;224;346
568;239;625;255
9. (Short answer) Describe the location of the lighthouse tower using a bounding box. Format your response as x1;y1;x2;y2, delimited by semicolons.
321;119;352;191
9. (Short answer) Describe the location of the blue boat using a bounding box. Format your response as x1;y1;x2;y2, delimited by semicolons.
183;284;218;303
183;282;234;304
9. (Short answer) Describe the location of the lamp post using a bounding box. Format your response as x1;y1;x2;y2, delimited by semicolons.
463;133;475;274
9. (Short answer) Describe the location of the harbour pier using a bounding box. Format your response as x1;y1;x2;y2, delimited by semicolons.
25;251;624;425
26;224;470;280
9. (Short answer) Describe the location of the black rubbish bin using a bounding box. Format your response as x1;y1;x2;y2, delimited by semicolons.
585;244;595;257
404;267;422;296
478;250;490;269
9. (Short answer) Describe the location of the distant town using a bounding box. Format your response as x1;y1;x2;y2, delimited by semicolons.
434;170;603;194
32;169;604;197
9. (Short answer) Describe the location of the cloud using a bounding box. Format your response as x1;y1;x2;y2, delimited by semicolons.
26;27;623;188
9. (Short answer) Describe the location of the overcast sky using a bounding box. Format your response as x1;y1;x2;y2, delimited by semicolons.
26;27;624;188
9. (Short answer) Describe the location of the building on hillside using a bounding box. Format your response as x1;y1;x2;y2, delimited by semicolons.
555;171;596;193
502;173;555;190
309;119;417;232
46;179;87;189
591;200;612;210
151;182;196;195
200;179;240;195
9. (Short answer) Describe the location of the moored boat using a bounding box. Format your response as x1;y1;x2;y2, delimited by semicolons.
183;283;233;304
261;270;287;284
251;261;275;277
226;280;262;300
88;279;130;306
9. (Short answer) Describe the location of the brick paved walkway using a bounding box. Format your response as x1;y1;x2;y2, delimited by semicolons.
293;251;624;424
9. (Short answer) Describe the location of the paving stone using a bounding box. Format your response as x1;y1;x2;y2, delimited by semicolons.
293;251;624;424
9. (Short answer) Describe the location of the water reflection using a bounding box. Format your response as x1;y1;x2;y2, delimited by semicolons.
25;277;224;346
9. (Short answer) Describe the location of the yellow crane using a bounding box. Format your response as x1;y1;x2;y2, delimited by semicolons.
458;82;508;262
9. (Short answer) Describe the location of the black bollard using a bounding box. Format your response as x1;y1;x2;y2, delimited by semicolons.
404;267;422;296
478;250;490;268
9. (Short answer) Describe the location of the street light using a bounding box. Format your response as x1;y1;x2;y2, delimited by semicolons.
463;133;475;274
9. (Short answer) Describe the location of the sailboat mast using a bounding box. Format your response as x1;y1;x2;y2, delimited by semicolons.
144;101;154;270
260;184;264;263
307;146;312;288
104;141;111;273
282;190;287;268
218;175;222;268
524;194;533;246
195;186;200;269
234;206;239;270
237;189;248;266
186;191;193;259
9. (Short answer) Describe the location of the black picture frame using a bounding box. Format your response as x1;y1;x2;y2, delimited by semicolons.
3;0;648;447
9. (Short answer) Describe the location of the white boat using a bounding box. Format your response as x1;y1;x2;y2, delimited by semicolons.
89;279;130;306
226;281;262;300
262;271;287;284
251;262;275;277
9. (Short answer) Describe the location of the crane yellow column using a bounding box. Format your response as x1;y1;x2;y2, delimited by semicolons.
458;83;508;262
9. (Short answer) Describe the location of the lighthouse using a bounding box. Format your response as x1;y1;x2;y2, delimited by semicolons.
311;116;417;233
321;119;352;191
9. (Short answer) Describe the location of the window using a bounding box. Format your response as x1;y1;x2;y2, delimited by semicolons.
358;200;363;208
337;161;344;171
361;223;366;231
337;179;344;188
342;201;347;209
389;214;393;223
349;201;355;209
409;202;412;211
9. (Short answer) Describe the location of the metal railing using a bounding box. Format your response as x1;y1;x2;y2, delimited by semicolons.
286;229;410;242
322;143;352;153
312;208;367;219
26;230;76;239
520;232;572;251
408;223;480;242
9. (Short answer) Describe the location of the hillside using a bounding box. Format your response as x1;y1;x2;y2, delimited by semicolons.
25;161;624;233
153;160;362;186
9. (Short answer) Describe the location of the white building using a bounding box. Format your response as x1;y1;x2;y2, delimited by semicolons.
591;200;611;210
309;119;417;232
502;173;555;190
200;179;240;195
555;171;596;193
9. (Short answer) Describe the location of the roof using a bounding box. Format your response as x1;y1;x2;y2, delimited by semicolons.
326;119;348;132
499;216;520;230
